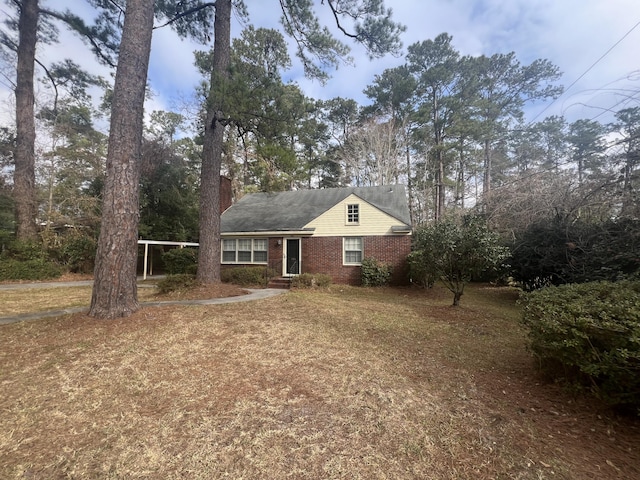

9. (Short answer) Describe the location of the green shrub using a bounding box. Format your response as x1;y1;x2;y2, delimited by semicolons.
291;273;332;288
407;250;437;288
221;266;276;287
361;257;392;287
4;240;47;262
0;258;63;281
162;247;197;274
156;274;198;294
520;281;640;412
0;239;63;280
60;233;96;274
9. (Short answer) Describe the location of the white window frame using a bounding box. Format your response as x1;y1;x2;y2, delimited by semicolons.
343;237;363;265
346;203;360;225
221;238;268;264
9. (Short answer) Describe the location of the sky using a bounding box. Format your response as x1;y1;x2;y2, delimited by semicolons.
1;0;639;132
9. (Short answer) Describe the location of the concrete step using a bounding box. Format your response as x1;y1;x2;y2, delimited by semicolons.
268;277;291;289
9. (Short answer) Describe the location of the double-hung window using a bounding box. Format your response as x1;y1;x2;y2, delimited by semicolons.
346;203;359;224
222;238;268;264
343;237;363;265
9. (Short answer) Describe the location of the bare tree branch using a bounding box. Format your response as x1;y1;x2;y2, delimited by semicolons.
154;2;215;30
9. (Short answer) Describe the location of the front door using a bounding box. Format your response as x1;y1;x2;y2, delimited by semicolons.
284;238;300;276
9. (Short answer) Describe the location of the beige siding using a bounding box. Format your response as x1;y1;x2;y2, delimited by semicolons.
305;194;408;236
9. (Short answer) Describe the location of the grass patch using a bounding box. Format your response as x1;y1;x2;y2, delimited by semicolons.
1;284;639;479
0;287;158;317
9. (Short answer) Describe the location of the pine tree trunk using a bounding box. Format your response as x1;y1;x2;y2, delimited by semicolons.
89;0;154;319
197;0;231;284
483;139;492;196
14;0;39;241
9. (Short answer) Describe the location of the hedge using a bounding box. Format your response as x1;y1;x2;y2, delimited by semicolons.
520;281;640;412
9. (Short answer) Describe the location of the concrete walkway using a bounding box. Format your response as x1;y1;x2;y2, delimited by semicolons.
0;281;287;325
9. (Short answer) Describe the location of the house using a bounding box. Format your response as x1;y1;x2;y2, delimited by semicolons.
220;185;412;285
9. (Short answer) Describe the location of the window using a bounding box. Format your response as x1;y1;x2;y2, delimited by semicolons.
346;203;359;224
221;238;268;264
238;239;252;262
253;239;268;263
343;237;363;265
222;239;237;262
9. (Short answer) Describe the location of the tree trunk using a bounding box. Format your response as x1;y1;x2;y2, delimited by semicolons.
437;151;445;220
457;152;465;209
406;142;414;226
89;0;154;319
483;138;492;196
452;289;463;306
197;0;231;284
14;0;39;241
452;278;464;306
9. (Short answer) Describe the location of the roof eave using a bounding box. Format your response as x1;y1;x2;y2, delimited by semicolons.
221;228;316;237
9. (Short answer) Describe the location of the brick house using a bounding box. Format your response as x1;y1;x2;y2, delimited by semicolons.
220;185;412;285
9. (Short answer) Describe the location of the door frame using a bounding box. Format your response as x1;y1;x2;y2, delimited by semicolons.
283;237;301;277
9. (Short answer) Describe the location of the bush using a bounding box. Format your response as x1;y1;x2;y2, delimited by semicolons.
0;240;63;280
0;258;63;281
60;233;96;274
510;218;640;291
410;217;509;305
520;281;640;412
4;240;47;262
291;273;332;288
407;251;436;288
162;247;197;275
361;257;392;287
221;266;276;287
156;274;198;294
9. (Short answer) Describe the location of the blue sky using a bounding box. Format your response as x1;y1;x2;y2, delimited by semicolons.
1;0;639;130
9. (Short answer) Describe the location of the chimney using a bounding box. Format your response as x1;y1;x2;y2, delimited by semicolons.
220;176;233;213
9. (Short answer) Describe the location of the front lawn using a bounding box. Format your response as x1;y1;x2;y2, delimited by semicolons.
1;284;638;479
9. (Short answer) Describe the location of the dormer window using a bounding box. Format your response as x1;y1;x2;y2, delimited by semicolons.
346;203;359;224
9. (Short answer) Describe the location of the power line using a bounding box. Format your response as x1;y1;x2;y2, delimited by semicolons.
530;18;640;124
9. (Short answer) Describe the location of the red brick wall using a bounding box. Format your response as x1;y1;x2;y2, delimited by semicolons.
221;235;411;285
220;176;233;213
302;235;411;285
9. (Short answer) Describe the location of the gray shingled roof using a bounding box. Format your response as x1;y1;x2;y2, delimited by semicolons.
221;185;411;233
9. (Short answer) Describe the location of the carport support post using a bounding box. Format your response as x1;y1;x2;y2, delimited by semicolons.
143;242;149;280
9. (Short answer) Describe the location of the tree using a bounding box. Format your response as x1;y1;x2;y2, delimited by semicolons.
2;0;120;241
196;0;232;284
611;107;640;216
196;0;405;284
533;115;568;171
139;141;199;242
0;128;15;245
319;96;361;187
88;0;224;318
410;216;509;306
469;53;562;197
146;110;185;144
406;33;461;221
34;59;105;233
340;117;402;186
13;0;38;241
568;118;607;185
89;0;154;319
363;65;418;223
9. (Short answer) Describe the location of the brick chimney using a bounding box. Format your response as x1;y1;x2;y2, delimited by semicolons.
220;176;233;213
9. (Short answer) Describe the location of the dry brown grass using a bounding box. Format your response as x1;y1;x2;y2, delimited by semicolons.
0;283;247;317
1;284;639;479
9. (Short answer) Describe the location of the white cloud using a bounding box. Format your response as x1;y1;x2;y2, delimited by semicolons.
1;0;638;129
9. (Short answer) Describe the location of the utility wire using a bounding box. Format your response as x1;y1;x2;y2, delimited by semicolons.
530;18;640;124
